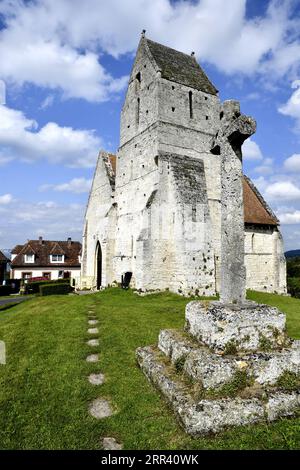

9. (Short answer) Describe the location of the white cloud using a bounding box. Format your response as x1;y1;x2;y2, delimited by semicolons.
265;180;300;201
278;80;300;130
0;193;13;204
278;210;300;224
0;0;299;101
252;176;269;193
0;196;84;248
40;177;92;194
254;165;274;175
242;138;263;160
284;153;300;172
254;157;274;175
0;1;128;102
40;95;54;110
0;104;101;167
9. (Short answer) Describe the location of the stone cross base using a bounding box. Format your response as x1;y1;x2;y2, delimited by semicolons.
185;301;288;353
136;300;300;435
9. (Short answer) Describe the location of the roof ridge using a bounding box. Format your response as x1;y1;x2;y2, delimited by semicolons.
146;38;195;60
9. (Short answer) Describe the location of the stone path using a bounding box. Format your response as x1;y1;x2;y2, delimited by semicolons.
89;398;114;419
88;327;99;334
85;306;123;448
86;354;99;363
102;437;123;450
87;339;99;347
88;373;105;385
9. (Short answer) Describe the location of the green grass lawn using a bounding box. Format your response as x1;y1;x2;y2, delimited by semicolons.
0;289;299;450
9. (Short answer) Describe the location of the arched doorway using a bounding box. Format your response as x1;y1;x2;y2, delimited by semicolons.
95;242;102;289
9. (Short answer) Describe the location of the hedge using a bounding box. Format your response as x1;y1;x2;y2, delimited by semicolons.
0;285;11;296
287;277;300;298
26;279;70;294
39;283;73;296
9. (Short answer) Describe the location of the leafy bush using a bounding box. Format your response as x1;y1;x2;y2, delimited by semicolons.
287;277;300;299
39;283;73;296
0;285;11;296
287;257;300;278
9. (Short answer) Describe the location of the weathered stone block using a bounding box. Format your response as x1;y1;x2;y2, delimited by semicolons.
136;345;299;435
185;300;287;352
158;328;300;389
266;392;300;422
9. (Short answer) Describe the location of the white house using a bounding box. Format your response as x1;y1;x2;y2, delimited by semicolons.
11;237;81;283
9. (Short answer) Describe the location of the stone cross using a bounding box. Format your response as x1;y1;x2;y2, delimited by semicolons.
211;100;256;304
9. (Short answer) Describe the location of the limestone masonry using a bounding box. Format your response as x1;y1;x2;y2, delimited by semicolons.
81;34;286;295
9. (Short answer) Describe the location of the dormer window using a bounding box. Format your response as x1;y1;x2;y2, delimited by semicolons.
50;254;64;263
24;254;34;263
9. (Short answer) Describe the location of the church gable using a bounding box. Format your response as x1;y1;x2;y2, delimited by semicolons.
85;151;115;222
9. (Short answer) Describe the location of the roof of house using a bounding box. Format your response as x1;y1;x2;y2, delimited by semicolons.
243;176;279;226
0;250;9;263
11;239;82;268
145;38;218;95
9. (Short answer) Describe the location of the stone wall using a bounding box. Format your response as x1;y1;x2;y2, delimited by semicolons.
245;225;287;293
80;152;116;288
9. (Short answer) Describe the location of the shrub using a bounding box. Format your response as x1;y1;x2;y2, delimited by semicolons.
26;278;69;294
0;285;11;296
39;283;73;296
287;277;300;299
287;258;300;278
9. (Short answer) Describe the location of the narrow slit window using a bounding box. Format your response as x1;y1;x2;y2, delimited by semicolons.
192;205;196;222
189;91;193;118
136;97;140;125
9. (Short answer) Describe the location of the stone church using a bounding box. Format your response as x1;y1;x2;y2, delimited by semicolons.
80;34;286;296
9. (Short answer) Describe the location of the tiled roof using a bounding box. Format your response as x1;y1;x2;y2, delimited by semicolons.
11;239;82;268
108;154;116;174
243;176;278;226
145;38;218;95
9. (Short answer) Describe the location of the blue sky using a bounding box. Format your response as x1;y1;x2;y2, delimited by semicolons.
1;0;300;251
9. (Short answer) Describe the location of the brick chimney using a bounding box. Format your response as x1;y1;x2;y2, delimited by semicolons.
39;236;43;245
67;237;72;247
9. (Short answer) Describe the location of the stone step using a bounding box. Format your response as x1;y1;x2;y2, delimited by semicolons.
136;345;300;435
158;329;300;388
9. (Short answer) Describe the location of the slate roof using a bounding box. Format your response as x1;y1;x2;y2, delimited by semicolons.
11;239;82;268
145;38;218;95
